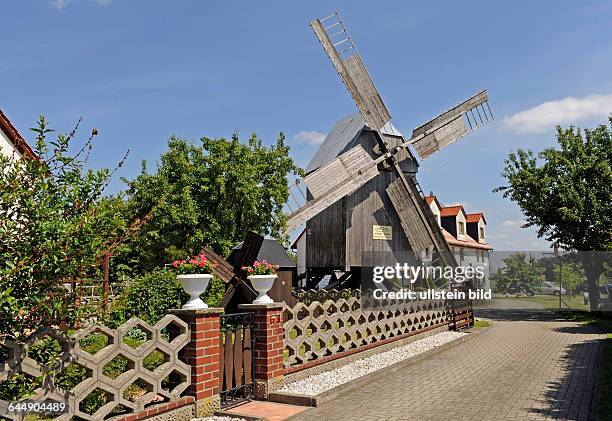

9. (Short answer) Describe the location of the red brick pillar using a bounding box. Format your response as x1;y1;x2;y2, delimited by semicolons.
172;308;223;417
238;303;284;399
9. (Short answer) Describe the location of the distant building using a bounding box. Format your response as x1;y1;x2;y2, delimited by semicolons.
425;194;493;290
0;109;35;160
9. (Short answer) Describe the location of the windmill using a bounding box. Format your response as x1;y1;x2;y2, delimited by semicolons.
287;12;493;287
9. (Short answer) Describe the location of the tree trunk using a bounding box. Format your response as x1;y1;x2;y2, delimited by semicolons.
581;253;603;312
587;278;600;311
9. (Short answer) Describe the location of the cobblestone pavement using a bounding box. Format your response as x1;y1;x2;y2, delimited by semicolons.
288;312;604;421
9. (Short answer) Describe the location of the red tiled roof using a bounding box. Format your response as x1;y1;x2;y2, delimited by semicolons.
442;228;493;250
466;213;487;224
0;109;36;159
424;195;442;210
440;205;464;217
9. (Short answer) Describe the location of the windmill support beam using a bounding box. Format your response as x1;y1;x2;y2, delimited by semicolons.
372;129;457;268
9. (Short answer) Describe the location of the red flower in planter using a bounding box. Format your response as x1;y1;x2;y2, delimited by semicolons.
242;260;279;275
169;253;215;275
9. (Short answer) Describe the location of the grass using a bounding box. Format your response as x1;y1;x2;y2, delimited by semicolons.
473;319;490;328
498;294;589;310
565;312;612;420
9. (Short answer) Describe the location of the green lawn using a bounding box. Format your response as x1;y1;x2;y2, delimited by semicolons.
499;294;589;310
473;319;490;328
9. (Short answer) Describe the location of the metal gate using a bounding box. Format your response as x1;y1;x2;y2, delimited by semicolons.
219;312;255;407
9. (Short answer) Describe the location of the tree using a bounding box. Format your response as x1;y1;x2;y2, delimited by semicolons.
0;117;133;338
495;118;612;310
490;253;544;294
119;132;302;273
554;261;584;298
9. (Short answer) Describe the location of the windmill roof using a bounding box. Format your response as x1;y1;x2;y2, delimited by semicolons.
228;238;296;268
305;113;403;175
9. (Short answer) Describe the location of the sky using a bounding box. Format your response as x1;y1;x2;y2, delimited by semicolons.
2;1;612;251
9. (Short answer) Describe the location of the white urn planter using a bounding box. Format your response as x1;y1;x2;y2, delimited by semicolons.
177;274;212;309
248;274;277;304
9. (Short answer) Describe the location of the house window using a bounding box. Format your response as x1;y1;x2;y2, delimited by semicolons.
458;222;465;235
480;227;485;239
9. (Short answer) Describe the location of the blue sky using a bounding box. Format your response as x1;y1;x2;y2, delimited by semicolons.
3;1;612;250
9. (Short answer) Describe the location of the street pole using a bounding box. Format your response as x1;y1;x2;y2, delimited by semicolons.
554;242;561;310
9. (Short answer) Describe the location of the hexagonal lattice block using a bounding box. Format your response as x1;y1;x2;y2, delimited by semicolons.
283;307;294;323
56;361;93;392
306;323;318;337
160;368;188;397
73;325;116;360
119;319;154;357
121;376;156;405
326;303;338;316
320;320;332;332
77;386;116;419
143;348;171;374
102;352;136;387
296;308;309;321
155;315;189;348
297;341;312;360
287;325;302;342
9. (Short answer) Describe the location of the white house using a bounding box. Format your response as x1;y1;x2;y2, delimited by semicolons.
425;194;493;290
0;109;35;160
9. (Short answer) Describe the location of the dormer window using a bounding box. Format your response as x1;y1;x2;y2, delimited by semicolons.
458;222;465;235
480;227;485;239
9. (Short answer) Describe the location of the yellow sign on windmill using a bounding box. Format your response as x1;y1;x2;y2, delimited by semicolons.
372;225;392;240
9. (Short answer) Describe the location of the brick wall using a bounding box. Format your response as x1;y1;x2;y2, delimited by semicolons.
173;308;224;417
239;303;284;398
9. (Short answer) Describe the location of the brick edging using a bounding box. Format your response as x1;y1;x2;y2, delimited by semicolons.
117;396;195;421
283;321;449;375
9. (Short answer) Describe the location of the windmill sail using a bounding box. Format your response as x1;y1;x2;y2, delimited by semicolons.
311;13;391;131
410;90;493;159
285;145;379;232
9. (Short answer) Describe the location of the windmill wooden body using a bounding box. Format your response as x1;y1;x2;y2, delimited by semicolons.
287;12;494;288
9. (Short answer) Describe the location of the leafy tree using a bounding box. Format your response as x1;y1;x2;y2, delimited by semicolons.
0;117;132;338
496;119;612;310
119;133;302;273
490;253;544;294
553;261;585;298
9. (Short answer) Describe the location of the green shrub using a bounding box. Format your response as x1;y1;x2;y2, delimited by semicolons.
105;269;225;327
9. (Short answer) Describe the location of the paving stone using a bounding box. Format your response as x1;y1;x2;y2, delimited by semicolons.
288;312;604;421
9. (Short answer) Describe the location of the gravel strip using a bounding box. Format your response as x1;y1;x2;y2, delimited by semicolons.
192;417;248;421
278;331;466;396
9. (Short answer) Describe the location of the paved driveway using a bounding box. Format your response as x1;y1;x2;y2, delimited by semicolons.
288;311;604;421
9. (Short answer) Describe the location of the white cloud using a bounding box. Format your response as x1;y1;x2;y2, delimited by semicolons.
50;0;111;10
501;219;525;228
50;0;70;9
292;130;326;145
502;92;612;134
